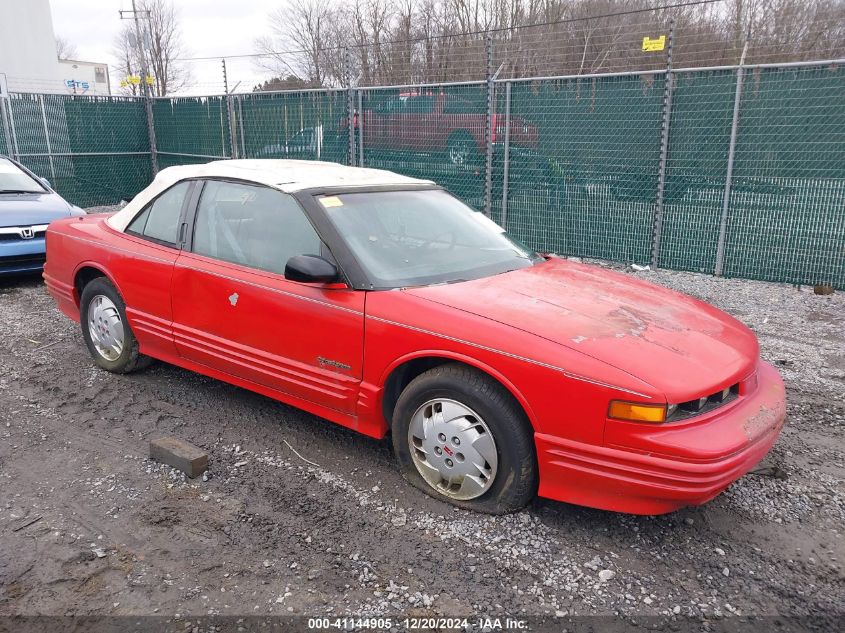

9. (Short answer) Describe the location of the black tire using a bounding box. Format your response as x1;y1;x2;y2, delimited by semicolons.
79;277;152;374
446;131;480;167
391;363;538;514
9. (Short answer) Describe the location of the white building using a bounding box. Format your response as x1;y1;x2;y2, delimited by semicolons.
0;0;110;96
58;59;111;95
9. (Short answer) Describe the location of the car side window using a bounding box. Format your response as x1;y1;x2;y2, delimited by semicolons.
126;181;191;245
444;96;479;114
405;95;435;114
374;97;398;114
192;180;322;275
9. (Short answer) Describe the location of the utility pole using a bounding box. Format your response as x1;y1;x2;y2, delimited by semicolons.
120;0;158;174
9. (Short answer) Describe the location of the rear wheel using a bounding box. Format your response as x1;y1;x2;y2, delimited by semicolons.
391;363;537;514
79;277;152;373
447;131;479;167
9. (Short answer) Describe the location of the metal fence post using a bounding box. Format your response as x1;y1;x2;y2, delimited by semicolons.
483;32;495;217
5;93;20;161
357;89;364;167
345;49;356;167
238;96;246;158
38;94;56;182
650;17;675;268
226;95;238;159
222;59;238;159
500;80;512;229
0;93;15;161
714;41;749;277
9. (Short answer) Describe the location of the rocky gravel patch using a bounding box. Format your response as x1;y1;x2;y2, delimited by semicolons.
1;261;843;626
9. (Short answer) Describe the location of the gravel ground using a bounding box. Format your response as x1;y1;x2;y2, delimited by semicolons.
0;255;843;628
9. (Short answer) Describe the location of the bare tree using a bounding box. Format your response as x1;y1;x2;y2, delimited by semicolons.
112;0;189;96
113;26;141;96
254;0;845;86
255;0;339;87
55;36;78;61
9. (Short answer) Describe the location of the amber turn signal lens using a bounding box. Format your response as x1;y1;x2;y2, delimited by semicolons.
608;400;667;423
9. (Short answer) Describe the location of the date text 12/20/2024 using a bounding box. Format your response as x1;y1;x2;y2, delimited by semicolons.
308;617;529;630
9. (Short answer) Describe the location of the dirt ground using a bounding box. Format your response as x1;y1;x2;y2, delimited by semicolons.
0;263;843;629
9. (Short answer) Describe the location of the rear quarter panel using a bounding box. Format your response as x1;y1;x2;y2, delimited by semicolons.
43;217;92;320
45;216;181;359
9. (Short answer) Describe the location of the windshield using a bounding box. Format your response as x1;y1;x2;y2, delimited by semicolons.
0;158;46;193
319;189;540;288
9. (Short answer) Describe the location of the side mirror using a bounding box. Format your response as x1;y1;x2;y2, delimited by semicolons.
285;254;339;284
40;177;52;189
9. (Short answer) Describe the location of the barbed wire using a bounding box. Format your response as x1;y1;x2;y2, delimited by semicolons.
172;0;725;63
152;0;842;96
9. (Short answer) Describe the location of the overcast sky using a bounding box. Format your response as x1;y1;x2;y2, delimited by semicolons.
50;0;287;93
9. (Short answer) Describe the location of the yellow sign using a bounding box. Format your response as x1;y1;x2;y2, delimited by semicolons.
642;35;666;52
319;196;343;208
120;75;154;89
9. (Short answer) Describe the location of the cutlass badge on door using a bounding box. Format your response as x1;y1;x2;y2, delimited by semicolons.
317;356;352;371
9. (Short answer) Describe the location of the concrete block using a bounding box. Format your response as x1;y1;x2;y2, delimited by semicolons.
150;436;208;478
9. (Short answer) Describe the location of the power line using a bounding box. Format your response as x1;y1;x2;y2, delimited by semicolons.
174;0;726;62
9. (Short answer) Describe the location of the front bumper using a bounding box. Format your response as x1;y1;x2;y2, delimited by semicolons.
535;361;786;515
0;237;46;275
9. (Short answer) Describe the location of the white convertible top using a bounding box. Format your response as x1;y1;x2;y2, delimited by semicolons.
107;159;434;232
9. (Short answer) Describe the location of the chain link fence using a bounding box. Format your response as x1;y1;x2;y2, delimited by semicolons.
1;57;842;288
0;92;152;207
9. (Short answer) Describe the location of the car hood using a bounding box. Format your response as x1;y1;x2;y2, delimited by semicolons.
404;258;759;402
0;192;77;226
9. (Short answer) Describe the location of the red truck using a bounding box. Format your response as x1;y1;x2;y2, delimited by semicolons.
347;91;539;165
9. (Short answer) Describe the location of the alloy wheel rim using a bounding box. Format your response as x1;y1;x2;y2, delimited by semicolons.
408;398;498;500
87;294;125;361
449;143;470;165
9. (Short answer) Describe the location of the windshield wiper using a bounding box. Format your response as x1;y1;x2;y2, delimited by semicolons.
0;189;39;194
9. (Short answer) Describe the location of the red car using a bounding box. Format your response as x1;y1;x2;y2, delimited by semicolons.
44;160;786;515
352;92;539;165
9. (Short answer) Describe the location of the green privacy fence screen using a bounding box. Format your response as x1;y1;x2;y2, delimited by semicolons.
504;73;666;265
153;95;231;168
1;60;842;287
236;89;349;163
656;69;736;274
724;65;845;286
1;93;151;207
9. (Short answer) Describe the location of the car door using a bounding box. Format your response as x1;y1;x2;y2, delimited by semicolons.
363;96;396;152
170;179;364;415
402;95;437;152
112;180;194;359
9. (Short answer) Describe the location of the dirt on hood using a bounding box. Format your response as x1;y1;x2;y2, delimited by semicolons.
406;257;760;401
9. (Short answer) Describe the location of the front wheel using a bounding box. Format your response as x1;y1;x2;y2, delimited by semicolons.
79;277;152;373
391;363;538;513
